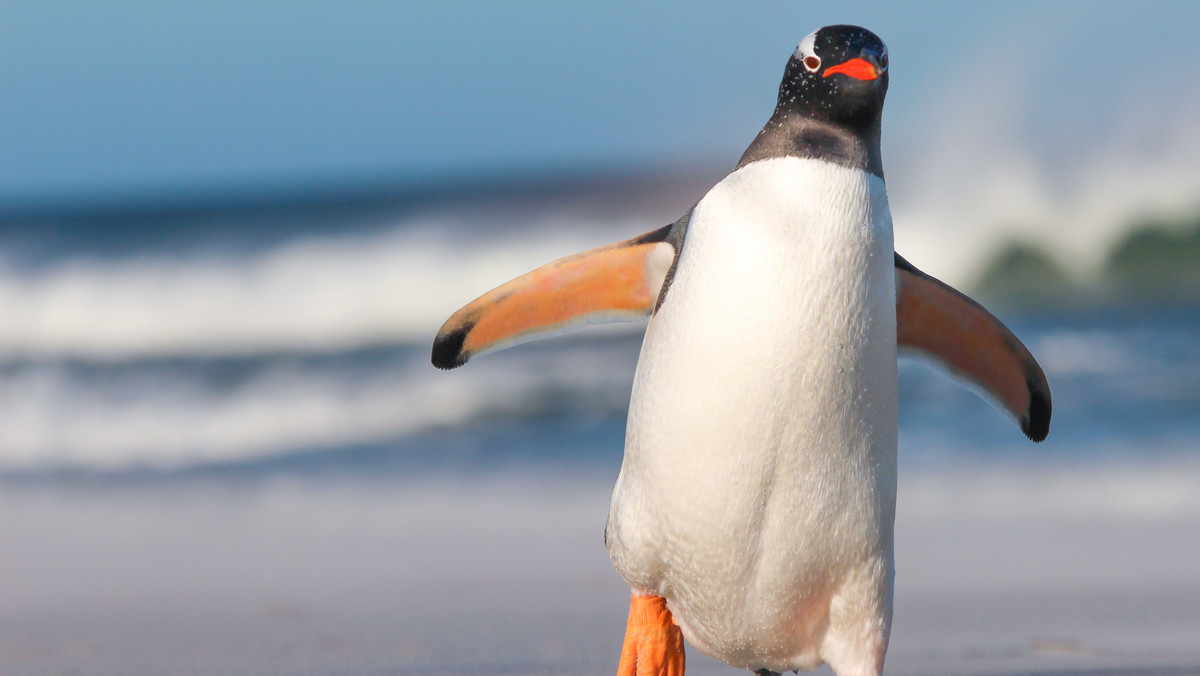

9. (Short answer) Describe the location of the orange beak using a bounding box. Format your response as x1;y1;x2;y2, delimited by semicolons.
822;57;879;81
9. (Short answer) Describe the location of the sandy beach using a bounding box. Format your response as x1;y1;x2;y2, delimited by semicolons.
2;464;1197;676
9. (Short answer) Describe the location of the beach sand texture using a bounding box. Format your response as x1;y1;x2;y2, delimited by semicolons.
2;467;1197;676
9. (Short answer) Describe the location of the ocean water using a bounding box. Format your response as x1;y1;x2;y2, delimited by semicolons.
2;177;1199;484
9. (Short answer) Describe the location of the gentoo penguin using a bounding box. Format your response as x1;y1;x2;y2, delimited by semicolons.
432;25;1051;676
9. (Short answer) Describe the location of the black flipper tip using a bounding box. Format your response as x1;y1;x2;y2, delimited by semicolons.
431;327;470;370
1021;382;1052;442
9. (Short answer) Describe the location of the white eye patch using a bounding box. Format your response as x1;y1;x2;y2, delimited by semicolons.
794;30;818;62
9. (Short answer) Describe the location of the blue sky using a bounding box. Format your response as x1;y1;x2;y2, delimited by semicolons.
3;0;1199;273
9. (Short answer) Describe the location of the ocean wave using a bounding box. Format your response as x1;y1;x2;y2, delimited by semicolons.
2;317;1198;474
3;298;1199;473
1;190;1197;475
5;158;1199;365
0;336;642;471
0;208;660;361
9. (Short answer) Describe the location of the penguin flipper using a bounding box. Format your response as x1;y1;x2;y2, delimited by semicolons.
894;253;1052;442
432;225;677;369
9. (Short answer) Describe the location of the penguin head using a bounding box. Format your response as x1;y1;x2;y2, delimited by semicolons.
776;25;888;133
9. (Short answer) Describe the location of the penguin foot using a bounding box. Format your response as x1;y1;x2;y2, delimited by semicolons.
617;594;685;676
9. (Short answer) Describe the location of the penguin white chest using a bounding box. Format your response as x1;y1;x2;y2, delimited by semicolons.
607;157;898;673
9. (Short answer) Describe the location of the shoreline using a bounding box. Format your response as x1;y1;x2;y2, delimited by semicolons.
1;465;1198;675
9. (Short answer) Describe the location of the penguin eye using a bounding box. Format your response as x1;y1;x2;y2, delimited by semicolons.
803;55;821;72
880;53;889;69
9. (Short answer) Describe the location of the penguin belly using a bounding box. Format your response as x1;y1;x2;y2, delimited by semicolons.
606;157;899;674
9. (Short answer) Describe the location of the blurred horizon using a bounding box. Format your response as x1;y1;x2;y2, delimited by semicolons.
5;2;1200;281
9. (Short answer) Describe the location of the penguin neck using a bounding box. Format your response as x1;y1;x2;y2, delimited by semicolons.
736;113;883;180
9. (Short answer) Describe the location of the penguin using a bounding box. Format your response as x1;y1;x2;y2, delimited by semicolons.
432;25;1050;676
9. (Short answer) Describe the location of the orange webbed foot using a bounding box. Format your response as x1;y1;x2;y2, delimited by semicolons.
617;594;685;676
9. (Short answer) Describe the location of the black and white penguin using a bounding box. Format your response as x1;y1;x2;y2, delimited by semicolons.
433;25;1050;676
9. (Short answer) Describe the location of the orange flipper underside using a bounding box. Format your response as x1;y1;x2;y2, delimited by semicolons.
618;594;685;676
432;226;673;369
895;254;1051;441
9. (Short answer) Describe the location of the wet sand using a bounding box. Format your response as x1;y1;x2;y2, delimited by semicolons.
1;466;1198;675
